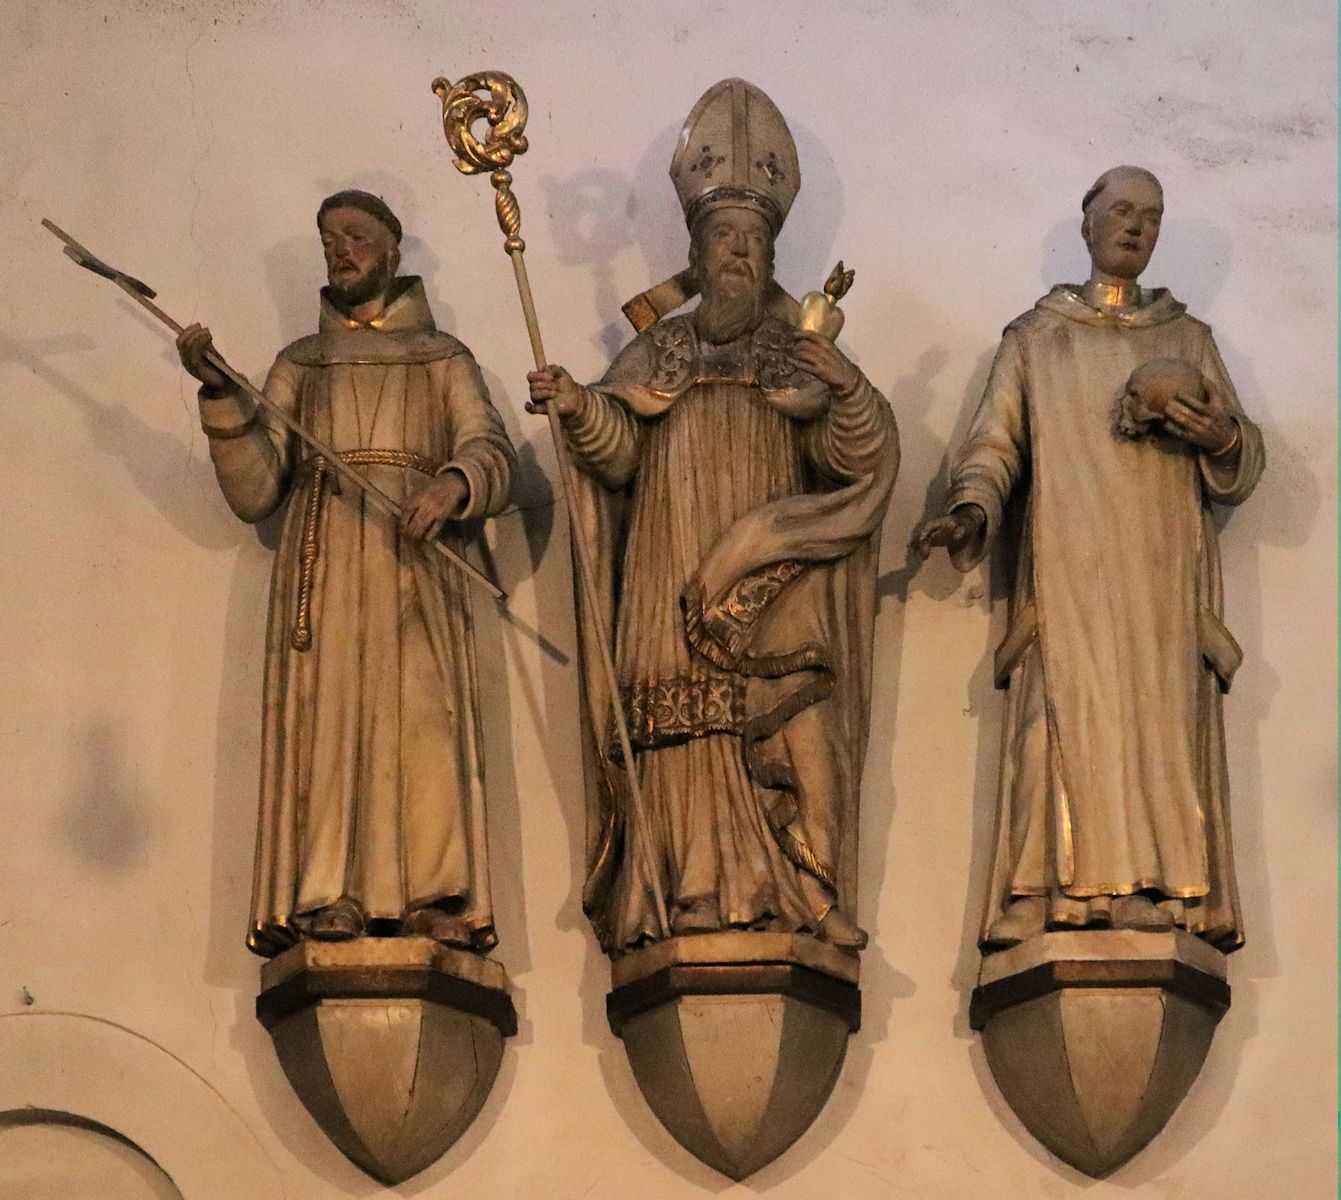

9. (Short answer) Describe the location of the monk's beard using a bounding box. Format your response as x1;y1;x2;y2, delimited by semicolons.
695;267;767;345
329;255;396;309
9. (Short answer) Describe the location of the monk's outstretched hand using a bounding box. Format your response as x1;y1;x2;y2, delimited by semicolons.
912;504;986;559
526;364;582;419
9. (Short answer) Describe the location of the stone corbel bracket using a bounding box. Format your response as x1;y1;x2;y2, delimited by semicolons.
970;930;1229;1177
607;932;859;1180
256;938;516;1185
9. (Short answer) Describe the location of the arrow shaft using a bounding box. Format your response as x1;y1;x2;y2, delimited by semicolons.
46;219;505;601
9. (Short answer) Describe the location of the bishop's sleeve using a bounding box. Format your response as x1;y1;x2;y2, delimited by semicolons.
558;386;643;489
556;333;656;490
1197;332;1265;506
439;352;516;521
943;327;1031;570
198;356;300;523
801;373;898;484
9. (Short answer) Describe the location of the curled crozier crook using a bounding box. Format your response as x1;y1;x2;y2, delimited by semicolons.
432;71;530;175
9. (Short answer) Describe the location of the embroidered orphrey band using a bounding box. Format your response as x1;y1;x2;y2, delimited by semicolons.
290;449;441;650
618;672;747;749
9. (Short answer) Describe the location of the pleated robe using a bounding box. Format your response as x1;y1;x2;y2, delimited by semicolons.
946;286;1263;951
198;278;514;955
558;314;898;952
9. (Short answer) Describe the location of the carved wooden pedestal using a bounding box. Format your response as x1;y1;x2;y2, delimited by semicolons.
607;932;859;1180
971;930;1229;1177
256;938;516;1184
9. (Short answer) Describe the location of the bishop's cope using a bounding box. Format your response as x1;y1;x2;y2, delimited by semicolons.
529;81;899;955
176;190;516;956
915;165;1264;952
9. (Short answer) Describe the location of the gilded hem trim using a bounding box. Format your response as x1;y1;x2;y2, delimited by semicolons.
1060;881;1212;899
771;822;836;891
682;559;806;673
1008;881;1212;899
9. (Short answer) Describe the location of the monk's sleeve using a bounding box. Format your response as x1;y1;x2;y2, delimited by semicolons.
1197;332;1265;506
802;373;899;484
943;327;1031;570
198;356;300;523
439;352;517;520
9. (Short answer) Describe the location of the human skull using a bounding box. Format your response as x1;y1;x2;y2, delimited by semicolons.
1116;357;1206;438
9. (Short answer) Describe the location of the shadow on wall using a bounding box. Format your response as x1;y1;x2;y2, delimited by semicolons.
886;344;1008;1029
202;514;273;993
57;720;154;876
541;168;641;362
0;324;246;553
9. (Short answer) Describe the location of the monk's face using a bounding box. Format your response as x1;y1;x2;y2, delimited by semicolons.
319;206;399;307
1082;172;1163;282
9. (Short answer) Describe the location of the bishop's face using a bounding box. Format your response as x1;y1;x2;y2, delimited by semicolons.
694;206;773;295
692;207;774;344
1082;173;1164;283
319;206;399;308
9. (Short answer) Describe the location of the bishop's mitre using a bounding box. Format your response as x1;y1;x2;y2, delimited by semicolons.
670;78;800;235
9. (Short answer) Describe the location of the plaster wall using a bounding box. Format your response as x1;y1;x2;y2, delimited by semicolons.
1;2;1335;1197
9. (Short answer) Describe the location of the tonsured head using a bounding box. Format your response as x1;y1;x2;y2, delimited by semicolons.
1081;166;1164;283
317;190;402;309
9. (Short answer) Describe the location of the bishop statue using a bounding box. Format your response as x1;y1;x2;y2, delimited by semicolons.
528;80;899;955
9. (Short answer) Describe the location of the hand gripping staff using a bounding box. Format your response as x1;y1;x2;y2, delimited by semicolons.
41;218;504;602
432;71;669;937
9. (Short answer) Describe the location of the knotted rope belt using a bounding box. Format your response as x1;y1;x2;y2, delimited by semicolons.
291;449;442;651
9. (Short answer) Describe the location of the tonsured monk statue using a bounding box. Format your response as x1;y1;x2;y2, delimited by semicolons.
177;190;515;955
915;166;1263;951
529;80;898;954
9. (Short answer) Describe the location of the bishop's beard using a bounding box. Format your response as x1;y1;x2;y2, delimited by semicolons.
695;266;768;345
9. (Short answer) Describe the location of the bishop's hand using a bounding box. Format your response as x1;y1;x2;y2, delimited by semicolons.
788;330;861;394
526;364;582;419
912;504;987;560
176;323;233;394
401;470;469;541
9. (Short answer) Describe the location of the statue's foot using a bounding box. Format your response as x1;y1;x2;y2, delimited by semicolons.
819;906;868;951
1112;894;1176;932
985;896;1047;947
402;907;476;948
670;901;720;936
308;898;364;941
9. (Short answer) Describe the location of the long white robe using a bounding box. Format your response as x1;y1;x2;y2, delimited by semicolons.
947;286;1263;951
198;278;514;956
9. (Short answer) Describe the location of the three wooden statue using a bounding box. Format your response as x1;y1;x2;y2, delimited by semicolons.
144;75;1261;1184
